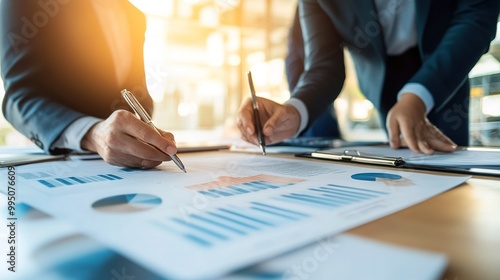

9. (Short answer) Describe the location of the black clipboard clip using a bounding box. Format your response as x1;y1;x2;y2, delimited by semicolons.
310;150;405;167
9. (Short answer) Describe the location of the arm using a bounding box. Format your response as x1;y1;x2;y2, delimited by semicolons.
411;0;499;108
285;6;304;91
1;1;178;168
1;0;84;154
237;1;345;145
292;0;346;128
388;0;499;153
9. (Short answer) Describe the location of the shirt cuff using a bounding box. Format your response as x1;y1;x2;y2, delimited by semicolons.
51;116;103;152
397;83;435;114
285;98;308;137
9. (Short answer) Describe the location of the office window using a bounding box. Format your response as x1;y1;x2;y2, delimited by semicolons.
469;23;500;146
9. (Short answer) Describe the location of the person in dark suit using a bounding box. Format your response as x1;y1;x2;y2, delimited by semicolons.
1;0;178;168
239;0;499;154
285;7;340;138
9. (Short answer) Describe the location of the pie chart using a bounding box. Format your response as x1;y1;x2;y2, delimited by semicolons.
351;173;402;181
92;193;162;213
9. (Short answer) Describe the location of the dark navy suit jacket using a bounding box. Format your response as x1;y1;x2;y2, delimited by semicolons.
1;0;153;153
288;0;499;145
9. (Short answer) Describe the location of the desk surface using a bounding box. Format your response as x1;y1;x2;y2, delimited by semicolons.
347;177;500;280
5;149;500;279
252;152;500;280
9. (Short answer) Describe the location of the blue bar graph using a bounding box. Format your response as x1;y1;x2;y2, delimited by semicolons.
160;180;388;247
155;202;308;247
38;173;123;188
277;184;388;209
196;181;291;198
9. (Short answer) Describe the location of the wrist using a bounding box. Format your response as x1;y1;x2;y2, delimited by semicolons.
284;103;301;134
81;122;101;152
398;93;426;115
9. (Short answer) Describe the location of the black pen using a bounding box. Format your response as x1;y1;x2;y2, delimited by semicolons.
121;89;186;172
247;71;266;155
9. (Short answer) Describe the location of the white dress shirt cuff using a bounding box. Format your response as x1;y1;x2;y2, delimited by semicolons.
51;116;103;152
285;98;309;137
398;83;435;114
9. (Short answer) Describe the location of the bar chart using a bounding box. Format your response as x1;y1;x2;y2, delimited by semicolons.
277;184;388;208
37;173;123;188
155;202;309;247
159;183;388;247
186;174;305;198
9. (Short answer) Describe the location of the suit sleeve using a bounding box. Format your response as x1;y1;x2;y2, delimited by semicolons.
292;0;346;128
285;6;305;92
1;0;84;154
410;0;500;112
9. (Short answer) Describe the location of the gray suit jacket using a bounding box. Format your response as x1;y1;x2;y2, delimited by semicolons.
1;0;153;153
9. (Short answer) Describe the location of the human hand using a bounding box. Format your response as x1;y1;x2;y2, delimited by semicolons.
81;110;178;168
387;93;457;154
237;97;301;145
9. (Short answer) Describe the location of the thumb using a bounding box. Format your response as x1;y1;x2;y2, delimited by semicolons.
263;110;283;136
264;105;299;136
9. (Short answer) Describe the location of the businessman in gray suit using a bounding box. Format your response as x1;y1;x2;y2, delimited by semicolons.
238;0;499;154
1;0;178;168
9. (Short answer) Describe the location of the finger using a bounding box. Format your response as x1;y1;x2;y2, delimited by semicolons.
158;130;176;142
387;114;401;149
410;122;434;155
398;120;420;153
263;110;294;144
157;130;178;157
134;126;177;155
107;152;162;169
266;105;300;133
416;137;434;155
106;131;172;162
237;118;258;145
237;98;258;144
238;98;256;135
115;113;177;156
426;126;457;153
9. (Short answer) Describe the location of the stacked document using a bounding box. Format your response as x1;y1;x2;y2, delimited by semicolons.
1;153;466;279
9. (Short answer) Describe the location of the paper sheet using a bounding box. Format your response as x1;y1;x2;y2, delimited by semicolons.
1;153;467;279
0;200;446;280
225;234;446;280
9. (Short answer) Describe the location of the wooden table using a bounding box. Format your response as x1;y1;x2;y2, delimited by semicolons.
267;152;500;279
348;176;500;280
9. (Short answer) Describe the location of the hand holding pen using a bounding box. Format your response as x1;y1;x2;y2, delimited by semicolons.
80;91;185;171
121;89;186;172
237;72;302;150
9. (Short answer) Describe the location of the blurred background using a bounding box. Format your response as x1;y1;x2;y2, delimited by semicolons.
1;0;499;147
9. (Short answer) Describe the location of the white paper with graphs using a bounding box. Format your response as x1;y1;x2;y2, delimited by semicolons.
2;153;468;279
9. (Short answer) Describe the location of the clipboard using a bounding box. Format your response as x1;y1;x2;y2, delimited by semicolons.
297;147;500;178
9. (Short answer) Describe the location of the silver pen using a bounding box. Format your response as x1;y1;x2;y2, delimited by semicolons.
121;89;186;173
310;150;405;167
